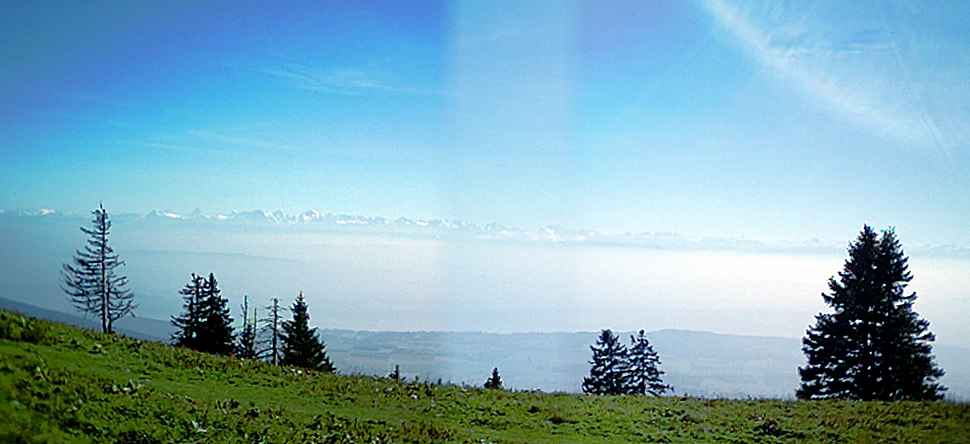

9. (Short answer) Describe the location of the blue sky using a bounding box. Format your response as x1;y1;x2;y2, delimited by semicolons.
3;0;970;245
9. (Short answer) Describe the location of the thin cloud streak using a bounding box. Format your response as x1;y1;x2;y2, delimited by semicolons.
121;140;227;155
187;129;302;153
703;0;947;157
121;129;301;155
259;63;440;97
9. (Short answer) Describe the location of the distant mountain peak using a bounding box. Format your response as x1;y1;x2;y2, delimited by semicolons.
146;210;183;220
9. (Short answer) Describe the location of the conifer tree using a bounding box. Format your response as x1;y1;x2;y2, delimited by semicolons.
260;297;283;365
62;203;135;333
236;295;258;359
798;226;945;400
171;273;205;348
484;367;503;390
582;329;629;395
626;330;671;396
197;273;235;355
280;292;335;372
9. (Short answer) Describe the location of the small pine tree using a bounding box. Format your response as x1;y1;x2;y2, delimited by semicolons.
236;295;258;359
259;297;283;365
484;367;503;390
171;273;205;348
582;329;629;395
626;330;671;396
197;273;235;355
62;203;135;333
798;226;946;400
280;292;335;372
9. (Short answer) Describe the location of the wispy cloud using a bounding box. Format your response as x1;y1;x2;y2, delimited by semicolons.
259;63;439;97
122;129;300;155
703;0;948;157
186;129;301;152
122;139;226;154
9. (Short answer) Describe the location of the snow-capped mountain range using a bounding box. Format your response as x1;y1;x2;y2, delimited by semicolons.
133;209;580;242
4;208;969;256
139;208;511;232
4;207;562;240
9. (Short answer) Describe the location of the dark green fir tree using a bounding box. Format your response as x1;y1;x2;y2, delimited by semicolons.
171;273;205;348
197;273;235;355
798;226;945;400
280;292;335;372
582;329;629;395
626;330;671;396
484;367;503;390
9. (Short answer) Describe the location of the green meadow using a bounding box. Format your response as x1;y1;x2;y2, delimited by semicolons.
2;310;968;443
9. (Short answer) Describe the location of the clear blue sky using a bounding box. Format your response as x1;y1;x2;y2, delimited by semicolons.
2;0;969;245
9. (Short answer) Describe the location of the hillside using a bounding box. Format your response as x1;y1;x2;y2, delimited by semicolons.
0;297;172;342
4;297;969;400
2;310;968;443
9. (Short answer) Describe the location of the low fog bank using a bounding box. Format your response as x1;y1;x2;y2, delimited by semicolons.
2;215;967;345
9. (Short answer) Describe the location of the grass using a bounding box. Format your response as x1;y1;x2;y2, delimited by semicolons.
1;310;968;443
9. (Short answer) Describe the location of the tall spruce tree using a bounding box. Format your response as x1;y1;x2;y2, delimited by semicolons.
626;330;671;396
197;273;235;355
484;367;503;390
171;273;205;348
582;329;629;395
798;226;945;400
280;292;335;372
260;297;283;365
236;295;258;359
62;203;135;333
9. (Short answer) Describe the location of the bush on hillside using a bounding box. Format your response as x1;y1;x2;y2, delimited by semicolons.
0;312;51;344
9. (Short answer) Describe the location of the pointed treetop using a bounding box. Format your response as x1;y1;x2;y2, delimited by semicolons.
798;226;945;400
485;367;503;390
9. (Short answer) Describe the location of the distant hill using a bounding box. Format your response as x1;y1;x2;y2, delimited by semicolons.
3;296;967;399
0;296;174;342
321;328;970;399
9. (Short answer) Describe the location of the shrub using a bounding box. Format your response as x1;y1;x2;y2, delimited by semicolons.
0;311;52;344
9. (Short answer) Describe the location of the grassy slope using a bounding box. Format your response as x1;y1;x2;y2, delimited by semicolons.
1;311;968;444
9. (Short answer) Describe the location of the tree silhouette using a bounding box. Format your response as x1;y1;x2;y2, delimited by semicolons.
259;297;283;365
171;273;205;348
195;273;234;355
171;273;234;354
62;203;135;333
484;367;503;390
582;329;629;395
626;330;671;396
236;295;258;359
798;226;945;400
280;292;335;372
